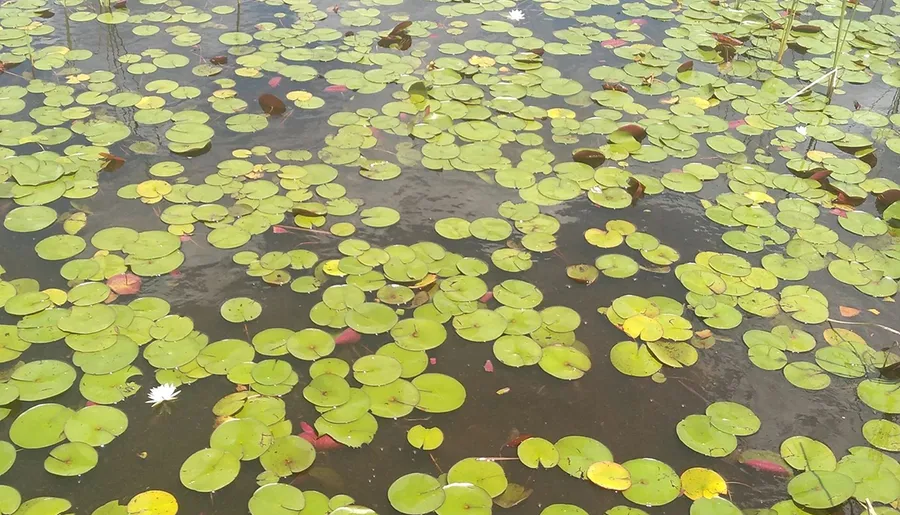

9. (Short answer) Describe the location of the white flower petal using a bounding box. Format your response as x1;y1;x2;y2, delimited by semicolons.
506;9;525;21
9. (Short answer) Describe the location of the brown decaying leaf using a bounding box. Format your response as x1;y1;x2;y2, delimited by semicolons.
691;334;717;349
639;264;671;274
602;82;628;92
566;264;597;285
378;21;413;50
99;152;126;171
878;362;900;381
388;21;412;37
808;168;832;181
494;483;533;508
210;55;228;65
834;189;866;207
839;306;861;318
409;291;430;308
876;189;900;210
112;0;126;8
258;93;286;116
572;149;606;167
107;273;142;295
793;24;821;33
627;177;645;202
677;60;694;73
710;32;743;46
715;44;736;62
292;207;322;216
99;152;124;162
530;48;545;56
618;124;647;142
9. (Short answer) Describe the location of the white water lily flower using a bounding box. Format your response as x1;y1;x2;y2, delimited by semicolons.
506;9;525;21
147;383;180;406
796;125;807;136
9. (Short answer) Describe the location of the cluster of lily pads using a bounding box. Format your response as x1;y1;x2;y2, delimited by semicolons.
387;434;746;514
0;0;898;512
676;401;761;458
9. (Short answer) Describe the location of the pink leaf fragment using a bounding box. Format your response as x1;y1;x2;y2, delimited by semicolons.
830;208;848;218
335;327;361;345
324;85;348;93
107;273;142;295
313;435;342;451
298;420;343;451
268;76;282;88
601;39;627;48
743;459;792;476
429;357;437;365
728;119;746;129
484;360;494;372
479;291;494;303
273;226;288;234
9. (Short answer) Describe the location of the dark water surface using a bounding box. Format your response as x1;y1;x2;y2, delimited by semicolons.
0;0;899;514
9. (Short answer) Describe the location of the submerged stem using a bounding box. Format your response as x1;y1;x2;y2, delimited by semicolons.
776;0;800;63
826;0;858;99
826;318;900;337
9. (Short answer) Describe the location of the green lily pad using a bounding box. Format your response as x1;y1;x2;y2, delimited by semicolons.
676;414;738;457
64;405;128;446
4;206;57;232
352;355;402;386
863;420;900;452
447;458;508;497
315;413;377;448
412;373;466;413
453;310;507;342
179;448;241;492
44;442;98;476
436;483;491;515
221;297;262;323
259;435;315;476
555;436;613;479
391;318;447;351
788;471;855;508
211;418;274;460
783;362;831;391
706;402;760;436
387;473;445;515
10;403;74;449
407;425;444;451
858;380;900;414
10;359;76;401
346;303;398;334
248;484;305;515
781;436;836;471
539;345;591;380
518;437;560;469
621;458;681;507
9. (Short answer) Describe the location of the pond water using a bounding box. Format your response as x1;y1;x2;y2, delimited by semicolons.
0;0;899;514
